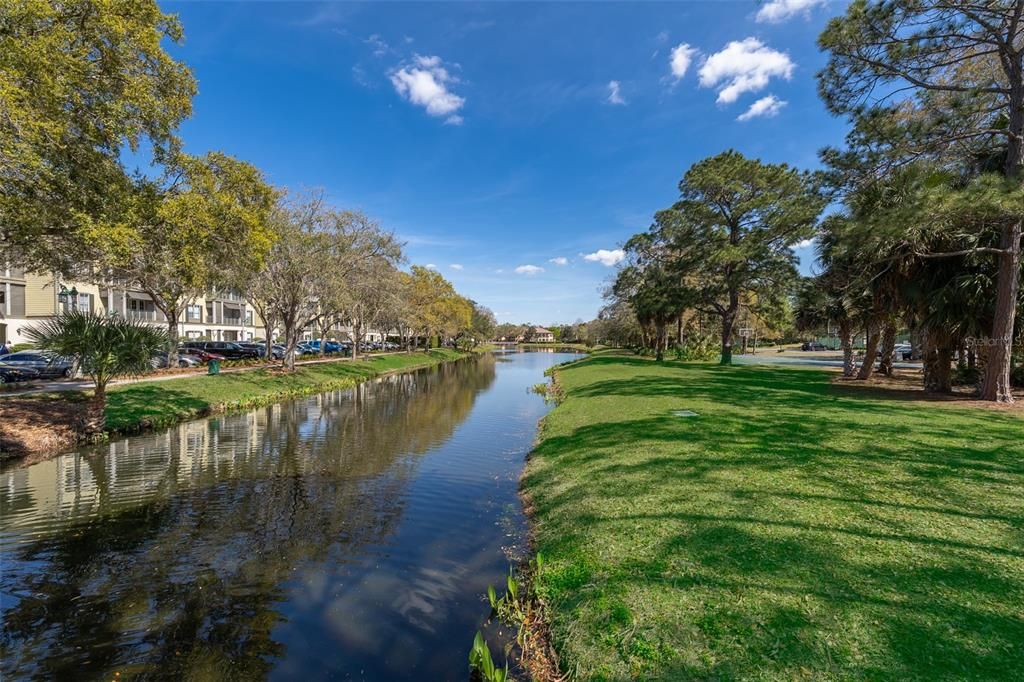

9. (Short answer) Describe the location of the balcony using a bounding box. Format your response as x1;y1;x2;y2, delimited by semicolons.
222;317;244;327
209;289;246;303
125;309;162;322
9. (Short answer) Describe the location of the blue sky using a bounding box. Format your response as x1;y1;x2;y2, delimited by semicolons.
162;0;850;324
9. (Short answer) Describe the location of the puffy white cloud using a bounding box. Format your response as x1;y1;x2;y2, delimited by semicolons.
737;94;787;121
791;238;815;249
607;80;626;105
583;249;625;267
698;38;794;104
549;256;569;266
669;43;698;80
515;264;544;275
756;0;825;23
450;263;464;270
424;263;438;270
390;54;466;122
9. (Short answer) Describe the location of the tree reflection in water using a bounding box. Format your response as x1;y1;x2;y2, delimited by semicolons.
0;354;549;679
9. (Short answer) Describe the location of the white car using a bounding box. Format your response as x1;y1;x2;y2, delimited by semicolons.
892;343;913;361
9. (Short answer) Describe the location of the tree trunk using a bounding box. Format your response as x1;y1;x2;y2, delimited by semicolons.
980;218;1021;403
284;323;298;371
676;315;684;346
923;337;953;394
720;299;738;365
878;322;896;376
655;320;665;362
856;323;880;380
839;320;855;377
352;318;362;360
82;384;107;437
166;312;180;368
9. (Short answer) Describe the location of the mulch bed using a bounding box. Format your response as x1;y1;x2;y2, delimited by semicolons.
0;397;86;460
832;369;1024;412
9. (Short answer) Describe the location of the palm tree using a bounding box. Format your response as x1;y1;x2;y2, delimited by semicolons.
23;311;168;436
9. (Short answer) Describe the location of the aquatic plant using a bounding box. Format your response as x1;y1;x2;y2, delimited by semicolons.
469;631;509;682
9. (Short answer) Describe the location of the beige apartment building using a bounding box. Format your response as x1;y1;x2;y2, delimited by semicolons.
0;265;265;345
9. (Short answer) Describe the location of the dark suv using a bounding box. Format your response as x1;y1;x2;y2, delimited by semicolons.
183;341;260;360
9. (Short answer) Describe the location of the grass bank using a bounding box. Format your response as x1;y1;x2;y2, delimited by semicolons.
2;351;469;459
106;349;465;433
522;353;1024;680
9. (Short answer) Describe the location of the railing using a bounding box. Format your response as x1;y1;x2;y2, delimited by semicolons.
124;309;161;321
209;289;246;303
222;317;244;327
186;314;202;323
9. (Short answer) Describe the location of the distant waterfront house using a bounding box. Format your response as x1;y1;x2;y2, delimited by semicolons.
532;327;555;343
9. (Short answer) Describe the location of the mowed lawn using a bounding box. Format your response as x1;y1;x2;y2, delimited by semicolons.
522;353;1024;681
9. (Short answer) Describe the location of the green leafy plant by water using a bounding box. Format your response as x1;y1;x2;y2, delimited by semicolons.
469;631;508;682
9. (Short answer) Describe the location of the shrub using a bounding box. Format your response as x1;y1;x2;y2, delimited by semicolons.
674;334;718;361
952;366;982;386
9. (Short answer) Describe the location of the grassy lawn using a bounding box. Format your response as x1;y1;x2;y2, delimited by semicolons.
105;349;464;433
522;353;1024;681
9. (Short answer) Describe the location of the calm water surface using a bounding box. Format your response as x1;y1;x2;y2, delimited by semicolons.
0;351;580;680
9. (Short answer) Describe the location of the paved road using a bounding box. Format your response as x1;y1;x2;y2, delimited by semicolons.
0;352;406;398
733;352;920;370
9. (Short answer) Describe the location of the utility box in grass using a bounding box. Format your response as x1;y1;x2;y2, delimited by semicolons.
208;359;221;375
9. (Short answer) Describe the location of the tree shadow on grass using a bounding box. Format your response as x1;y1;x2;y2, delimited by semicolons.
527;361;1024;680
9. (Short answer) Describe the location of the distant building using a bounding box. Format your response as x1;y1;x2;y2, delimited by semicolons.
532;327;555;343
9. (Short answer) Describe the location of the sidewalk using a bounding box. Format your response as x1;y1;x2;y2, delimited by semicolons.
0;352;404;398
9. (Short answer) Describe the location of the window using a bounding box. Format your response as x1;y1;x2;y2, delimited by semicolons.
187;304;202;322
9;285;25;317
246;310;254;326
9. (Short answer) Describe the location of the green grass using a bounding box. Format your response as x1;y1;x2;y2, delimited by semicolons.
522;354;1024;681
105;349;465;433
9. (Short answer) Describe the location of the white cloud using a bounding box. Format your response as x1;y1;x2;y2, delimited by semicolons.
669;43;698;81
450;263;464;270
515;264;544;275
424;263;437;270
737;94;787;121
756;0;825;23
791;238;815;249
549;256;569;266
607;80;626;105
365;34;389;57
698;38;795;104
389;54;466;122
583;249;625;267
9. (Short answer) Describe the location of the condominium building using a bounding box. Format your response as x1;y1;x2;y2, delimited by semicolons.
0;266;265;345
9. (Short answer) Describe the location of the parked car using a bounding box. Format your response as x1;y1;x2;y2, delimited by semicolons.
177;346;225;363
182;341;260;360
235;342;269;358
893;343;913;361
801;342;828;351
151;351;203;369
295;342;315;355
0;362;41;384
0;351;75;378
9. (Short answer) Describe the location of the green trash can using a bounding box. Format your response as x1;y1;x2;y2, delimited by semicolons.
208;359;221;375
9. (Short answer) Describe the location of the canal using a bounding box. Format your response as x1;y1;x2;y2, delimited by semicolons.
0;350;581;680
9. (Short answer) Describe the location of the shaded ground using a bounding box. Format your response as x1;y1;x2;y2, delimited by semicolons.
522;354;1024;680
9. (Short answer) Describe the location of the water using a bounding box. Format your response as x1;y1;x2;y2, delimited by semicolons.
0;350;581;680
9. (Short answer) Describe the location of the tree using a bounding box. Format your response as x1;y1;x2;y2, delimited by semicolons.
23;311;167;435
406;266;468;347
104;152;277;367
648;151;825;364
818;0;1024;401
0;0;196;272
468;303;497;346
248;194;396;370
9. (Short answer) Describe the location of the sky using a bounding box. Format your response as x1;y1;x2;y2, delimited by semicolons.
161;0;852;324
